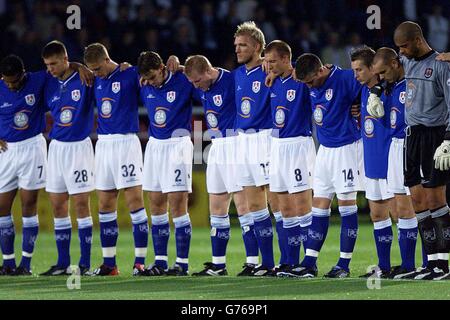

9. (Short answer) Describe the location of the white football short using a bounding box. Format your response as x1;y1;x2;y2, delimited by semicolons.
236;129;271;187
0;134;47;193
206;135;243;194
270;136;316;193
387;138;410;195
143;136;193;193
365;177;394;201
95;134;143;190
313;139;365;197
46;137;95;195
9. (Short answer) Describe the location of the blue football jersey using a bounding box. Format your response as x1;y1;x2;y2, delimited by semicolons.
270;75;312;138
310;66;362;147
140;71;194;139
94;66;140;134
196;68;236;139
0;71;49;142
233;65;272;131
361;86;392;179
387;79;406;139
45;72;94;142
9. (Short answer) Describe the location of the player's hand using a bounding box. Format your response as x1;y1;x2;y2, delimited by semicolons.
434;140;450;170
261;57;269;73
120;62;132;71
351;103;361;118
0;140;7;153
166;55;180;73
139;77;149;87
70;62;94;87
265;72;276;87
436;52;450;62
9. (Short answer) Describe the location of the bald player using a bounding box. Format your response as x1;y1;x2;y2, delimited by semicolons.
393;21;450;280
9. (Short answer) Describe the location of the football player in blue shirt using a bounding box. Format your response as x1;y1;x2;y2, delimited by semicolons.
183;55;250;276
40;41;95;276
263;41;316;277
294;53;363;278
350;46;395;278
83;43;149;276
371;47;419;279
138;51;195;276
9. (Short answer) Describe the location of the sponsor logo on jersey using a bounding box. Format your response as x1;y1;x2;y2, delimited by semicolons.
252;81;261;93
112;82;120;93
206;112;218;128
286;89;296;102
60;108;74;125
71;89;81;101
25;94;35;106
13;111;29;128
275;108;285;126
364;118;375;137
213;94;222;107
154;109;167;125
101;100;112;117
313;105;324;125
166;91;176;103
240;99;251;116
390;109;397;128
325;88;333;101
424;68;433;78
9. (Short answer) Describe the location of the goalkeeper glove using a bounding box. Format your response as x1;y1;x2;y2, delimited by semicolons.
367;85;384;118
434;132;450;170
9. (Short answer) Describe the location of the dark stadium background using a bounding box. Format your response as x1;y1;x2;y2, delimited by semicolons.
2;0;450;228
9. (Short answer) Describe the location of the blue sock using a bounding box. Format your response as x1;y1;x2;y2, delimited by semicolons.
99;212;119;267
238;214;259;265
151;213;170;269
252;208;274;269
398;218;418;271
54;217;72;268
373;218;393;271
77;217;93;269
130;208;149;265
20;215;39;270
210;214;230;269
299;212;312;256
0;215;16;268
301;207;330;268
283;216;302;266
173;213;191;272
337;205;358;271
273;211;288;265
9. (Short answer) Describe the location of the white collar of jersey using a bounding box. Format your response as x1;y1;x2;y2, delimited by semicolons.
107;66;121;79
280;74;292;83
245;65;261;76
58;71;78;86
395;78;406;88
209;68;224;90
160;71;173;88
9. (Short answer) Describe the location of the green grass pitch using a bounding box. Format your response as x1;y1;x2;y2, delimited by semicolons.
0;220;449;300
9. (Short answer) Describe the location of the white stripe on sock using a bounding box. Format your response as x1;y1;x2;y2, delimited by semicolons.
438;253;449;260
155;255;168;261
305;249;319;258
340;252;352;259
3;254;15;260
135;247;147;258
212;256;226;265
176;257;189;264
102;247;116;258
22;251;33;258
246;256;259;264
427;253;438;261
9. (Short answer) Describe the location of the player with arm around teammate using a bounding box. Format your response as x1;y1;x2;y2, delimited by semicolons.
83;43;149;276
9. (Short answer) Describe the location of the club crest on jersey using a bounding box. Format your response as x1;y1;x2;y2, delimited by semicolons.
364;118;374;137
206;112;218;128
252;81;261;93
286;90;296;102
166;91;176;103
25;94;35;106
71;89;81;102
424;68;433;78
112;82;120;93
213;94;222;107
399;91;406;104
325;89;333;101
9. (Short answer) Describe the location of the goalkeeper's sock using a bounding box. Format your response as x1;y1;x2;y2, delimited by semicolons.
252;208;274;269
274;211;288;265
337;206;358;271
54;217;72;268
151;213;170;269
301;207;330;268
210;214;230;269
99;212;118;267
238;214;259;265
373;218;393;271
130;208;148;265
397;217;418;271
173;213;191;272
77;216;93;269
